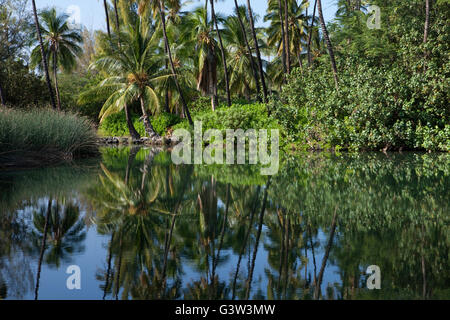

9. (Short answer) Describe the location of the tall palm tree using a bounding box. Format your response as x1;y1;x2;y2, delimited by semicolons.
317;0;339;89
284;0;291;74
31;8;83;110
210;0;231;107
232;2;261;101
103;0;112;37
157;0;193;125
246;0;268;102
87;21;169;138
307;0;317;67
183;6;219;111
30;0;57;110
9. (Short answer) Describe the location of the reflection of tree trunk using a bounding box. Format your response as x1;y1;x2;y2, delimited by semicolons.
125;147;139;184
0;80;5;106
35;198;52;300
212;184;230;280
245;179;271;299
232;186;260;300
307;0;317;67
421;225;427;299
233;0;261;101
31;0;57;110
103;231;115;300
314;208;337;300
114;231;123;300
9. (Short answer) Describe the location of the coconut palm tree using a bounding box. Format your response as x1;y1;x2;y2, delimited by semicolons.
317;0;339;89
30;0;57;110
246;0;268;102
86;21;169;138
31;8;83;110
209;0;231;107
102;0;111;37
182;6;220;111
232;2;261;100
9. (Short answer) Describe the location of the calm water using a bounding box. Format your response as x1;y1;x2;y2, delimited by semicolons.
0;147;448;300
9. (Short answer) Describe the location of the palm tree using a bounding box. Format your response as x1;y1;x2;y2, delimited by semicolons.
209;0;231;107
157;0;193;125
87;22;169;138
102;0;111;37
31;8;83;110
183;6;219;111
30;0;57;110
284;0;291;74
246;0;268;102
222;16;260;99
232;2;261;100
307;0;317;67
317;0;339;89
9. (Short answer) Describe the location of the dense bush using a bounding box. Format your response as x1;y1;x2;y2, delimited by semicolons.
0;108;98;168
99;112;181;137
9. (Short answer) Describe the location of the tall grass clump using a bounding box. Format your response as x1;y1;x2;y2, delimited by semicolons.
0;108;99;169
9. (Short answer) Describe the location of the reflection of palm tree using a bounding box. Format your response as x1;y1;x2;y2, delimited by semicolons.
32;200;86;268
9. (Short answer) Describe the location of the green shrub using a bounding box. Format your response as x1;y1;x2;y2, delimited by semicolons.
98;112;181;137
0;108;98;168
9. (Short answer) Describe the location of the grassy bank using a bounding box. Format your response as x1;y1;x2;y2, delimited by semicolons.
0;108;99;169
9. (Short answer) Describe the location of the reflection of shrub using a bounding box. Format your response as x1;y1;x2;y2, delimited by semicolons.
0;108;98;168
98;112;181;137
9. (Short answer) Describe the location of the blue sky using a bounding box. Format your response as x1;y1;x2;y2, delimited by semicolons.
33;0;338;31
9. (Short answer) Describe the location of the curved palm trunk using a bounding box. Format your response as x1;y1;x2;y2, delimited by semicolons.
113;0;120;32
284;0;291;74
233;0;261;101
53;51;62;110
124;103;140;139
246;0;268;102
317;0;339;89
31;0;57;110
139;96;159;138
210;0;231;107
158;0;193;125
103;0;111;38
307;0;317;67
277;0;287;75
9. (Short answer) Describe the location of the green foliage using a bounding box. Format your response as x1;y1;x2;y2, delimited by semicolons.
98;112;181;137
0;108;98;168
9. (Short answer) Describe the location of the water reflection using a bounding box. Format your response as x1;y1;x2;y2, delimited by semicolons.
0;148;448;300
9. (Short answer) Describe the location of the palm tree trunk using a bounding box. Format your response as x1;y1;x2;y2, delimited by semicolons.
124;103;140;139
210;0;232;107
246;0;268;102
139;96;159;138
233;0;261;101
31;0;57;110
277;0;287;75
307;0;317;67
53;51;62;111
158;0;193;125
103;0;111;38
317;0;339;89
113;0;120;32
284;0;291;74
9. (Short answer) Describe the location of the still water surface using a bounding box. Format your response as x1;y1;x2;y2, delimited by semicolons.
0;147;448;300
